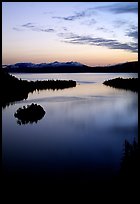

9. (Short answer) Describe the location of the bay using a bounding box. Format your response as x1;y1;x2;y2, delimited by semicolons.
2;73;138;190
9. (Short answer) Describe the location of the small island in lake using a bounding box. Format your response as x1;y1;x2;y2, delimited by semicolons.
14;103;46;125
103;77;138;92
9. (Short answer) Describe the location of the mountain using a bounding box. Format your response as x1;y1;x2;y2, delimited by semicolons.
3;61;138;73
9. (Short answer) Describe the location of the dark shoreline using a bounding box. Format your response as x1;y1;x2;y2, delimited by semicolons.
1;69;76;108
103;77;138;92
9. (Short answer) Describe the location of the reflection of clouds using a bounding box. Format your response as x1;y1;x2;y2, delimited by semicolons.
3;74;138;177
25;96;86;104
44;94;138;148
66;96;138;130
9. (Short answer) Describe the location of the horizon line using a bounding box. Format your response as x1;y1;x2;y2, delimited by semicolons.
2;60;138;67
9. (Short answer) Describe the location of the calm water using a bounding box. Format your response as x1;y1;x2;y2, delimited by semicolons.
2;73;138;184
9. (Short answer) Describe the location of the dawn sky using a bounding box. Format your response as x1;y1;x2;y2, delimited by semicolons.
2;2;138;66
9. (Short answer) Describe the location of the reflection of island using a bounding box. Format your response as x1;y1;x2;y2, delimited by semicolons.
1;69;76;108
103;77;138;92
14;103;45;125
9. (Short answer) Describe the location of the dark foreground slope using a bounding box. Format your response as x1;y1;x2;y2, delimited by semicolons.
1;69;76;107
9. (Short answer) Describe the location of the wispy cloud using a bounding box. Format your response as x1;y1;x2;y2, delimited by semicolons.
96;27;113;33
82;18;96;26
127;30;138;40
32;28;55;32
22;23;35;28
13;27;23;31
13;22;55;33
52;9;93;21
125;25;138;41
113;20;128;28
62;27;68;31
95;2;138;14
59;32;138;53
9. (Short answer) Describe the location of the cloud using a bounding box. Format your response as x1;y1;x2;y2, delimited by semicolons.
13;27;23;31
13;23;55;33
113;21;138;42
113;20;128;28
125;26;138;41
127;30;138;40
52;3;138;25
111;3;138;14
62;27;68;31
59;32;138;53
22;23;35;28
95;2;138;14
82;18;96;26
96;27;113;33
32;28;55;32
52;10;92;21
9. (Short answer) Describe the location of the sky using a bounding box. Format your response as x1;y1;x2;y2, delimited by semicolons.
2;2;138;66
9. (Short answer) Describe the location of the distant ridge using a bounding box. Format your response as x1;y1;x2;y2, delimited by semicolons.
3;61;138;73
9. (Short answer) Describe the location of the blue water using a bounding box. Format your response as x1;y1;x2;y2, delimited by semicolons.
2;73;138;183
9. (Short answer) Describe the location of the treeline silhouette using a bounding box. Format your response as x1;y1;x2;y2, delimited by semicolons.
14;103;45;125
103;77;138;92
1;69;76;107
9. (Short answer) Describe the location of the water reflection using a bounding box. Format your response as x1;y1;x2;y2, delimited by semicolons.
3;94;137;172
116;138;139;194
2;73;138;192
120;138;138;179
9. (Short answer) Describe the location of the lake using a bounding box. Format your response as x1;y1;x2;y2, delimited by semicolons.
2;73;138;191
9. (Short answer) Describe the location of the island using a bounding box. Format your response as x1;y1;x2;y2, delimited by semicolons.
14;103;46;125
103;77;138;92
